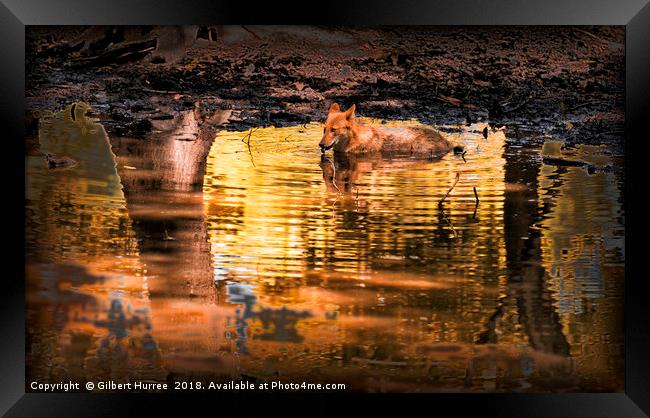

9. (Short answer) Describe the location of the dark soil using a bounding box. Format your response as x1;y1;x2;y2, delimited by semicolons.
26;25;625;152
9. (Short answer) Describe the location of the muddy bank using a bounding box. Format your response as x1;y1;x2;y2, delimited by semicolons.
26;26;624;151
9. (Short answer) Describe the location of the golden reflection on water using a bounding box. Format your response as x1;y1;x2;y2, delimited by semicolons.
26;105;165;383
202;120;621;390
205;119;507;280
538;142;624;389
26;111;624;392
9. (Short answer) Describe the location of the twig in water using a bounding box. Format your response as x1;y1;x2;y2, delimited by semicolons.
331;195;340;218
163;228;175;241
241;128;257;167
241;127;257;143
439;172;460;207
472;186;480;219
440;208;458;238
476;294;509;344
461;150;467;163
355;188;360;210
330;158;340;193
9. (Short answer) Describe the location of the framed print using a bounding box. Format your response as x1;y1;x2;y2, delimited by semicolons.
2;0;649;416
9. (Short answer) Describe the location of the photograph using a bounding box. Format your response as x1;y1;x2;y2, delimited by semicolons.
24;25;625;393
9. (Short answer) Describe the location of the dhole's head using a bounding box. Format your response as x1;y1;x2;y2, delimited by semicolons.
319;103;356;153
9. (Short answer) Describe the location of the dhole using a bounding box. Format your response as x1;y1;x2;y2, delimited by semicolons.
319;103;463;158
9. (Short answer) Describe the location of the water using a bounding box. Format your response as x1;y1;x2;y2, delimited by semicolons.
26;107;624;392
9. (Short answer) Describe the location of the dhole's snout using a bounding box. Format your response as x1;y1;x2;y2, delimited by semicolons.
319;136;338;153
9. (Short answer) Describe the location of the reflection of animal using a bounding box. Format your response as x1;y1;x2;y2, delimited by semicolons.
319;103;463;157
320;153;436;195
319;154;367;194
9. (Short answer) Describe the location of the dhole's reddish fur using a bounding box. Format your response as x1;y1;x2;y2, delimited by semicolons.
319;103;460;158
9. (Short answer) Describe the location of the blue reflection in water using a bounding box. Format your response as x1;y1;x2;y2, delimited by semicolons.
93;298;159;361
225;282;312;354
226;282;257;354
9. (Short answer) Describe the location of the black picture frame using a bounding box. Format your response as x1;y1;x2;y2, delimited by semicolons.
2;0;649;416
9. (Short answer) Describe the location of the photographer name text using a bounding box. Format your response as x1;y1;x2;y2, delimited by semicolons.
30;380;345;392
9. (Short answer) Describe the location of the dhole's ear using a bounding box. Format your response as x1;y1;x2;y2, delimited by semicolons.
345;104;356;120
329;103;340;113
